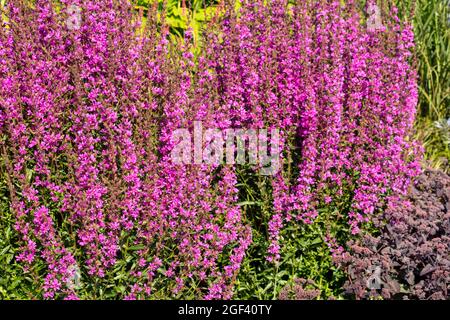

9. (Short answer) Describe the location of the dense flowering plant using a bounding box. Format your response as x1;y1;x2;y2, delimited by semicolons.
0;0;421;299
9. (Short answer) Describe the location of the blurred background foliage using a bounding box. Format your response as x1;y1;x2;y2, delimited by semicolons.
410;0;450;172
134;0;223;44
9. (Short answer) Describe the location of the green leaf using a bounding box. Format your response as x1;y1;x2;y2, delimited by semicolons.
127;244;146;251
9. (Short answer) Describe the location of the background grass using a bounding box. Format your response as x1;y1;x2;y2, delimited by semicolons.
412;0;450;172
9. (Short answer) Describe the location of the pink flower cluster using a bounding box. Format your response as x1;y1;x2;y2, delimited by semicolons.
0;0;420;299
202;0;420;261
